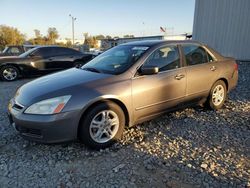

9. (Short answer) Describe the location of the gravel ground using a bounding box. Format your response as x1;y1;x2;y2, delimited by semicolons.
0;62;249;188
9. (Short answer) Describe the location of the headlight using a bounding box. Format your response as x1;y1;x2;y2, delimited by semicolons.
25;95;71;115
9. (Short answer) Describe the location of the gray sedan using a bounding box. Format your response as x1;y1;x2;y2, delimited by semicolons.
8;40;238;149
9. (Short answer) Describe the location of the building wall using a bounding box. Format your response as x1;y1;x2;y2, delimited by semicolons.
100;36;165;50
118;36;164;44
164;35;187;41
193;0;250;60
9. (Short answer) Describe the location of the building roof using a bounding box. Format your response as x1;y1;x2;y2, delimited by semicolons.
121;40;202;47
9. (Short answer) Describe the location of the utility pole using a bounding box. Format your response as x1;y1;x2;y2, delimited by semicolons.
142;22;145;37
69;14;76;45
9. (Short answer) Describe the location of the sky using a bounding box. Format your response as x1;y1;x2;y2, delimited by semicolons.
0;0;195;39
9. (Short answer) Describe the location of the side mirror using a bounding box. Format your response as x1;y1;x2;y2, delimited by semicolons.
140;66;159;75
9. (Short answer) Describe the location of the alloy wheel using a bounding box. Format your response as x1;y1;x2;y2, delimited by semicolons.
212;85;225;106
89;110;119;143
2;67;18;81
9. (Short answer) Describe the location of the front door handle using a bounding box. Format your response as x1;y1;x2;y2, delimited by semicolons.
210;66;216;71
175;74;185;80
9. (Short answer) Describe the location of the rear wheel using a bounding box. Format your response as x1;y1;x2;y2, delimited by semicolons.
207;80;227;110
79;101;125;149
0;65;19;81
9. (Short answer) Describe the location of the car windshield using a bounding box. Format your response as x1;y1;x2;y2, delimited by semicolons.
81;45;149;74
19;47;38;58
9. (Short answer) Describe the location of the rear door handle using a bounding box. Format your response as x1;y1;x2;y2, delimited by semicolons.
210;66;216;71
175;74;185;80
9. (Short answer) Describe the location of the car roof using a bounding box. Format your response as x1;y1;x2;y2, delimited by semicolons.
31;46;82;53
6;45;37;47
31;45;67;50
121;40;204;47
35;45;59;48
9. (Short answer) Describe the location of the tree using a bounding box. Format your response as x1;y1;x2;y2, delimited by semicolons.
83;33;89;40
83;33;90;46
123;34;134;38
84;33;98;48
34;29;41;38
29;29;45;45
65;38;72;47
105;35;112;39
95;35;105;40
0;25;25;50
47;27;59;44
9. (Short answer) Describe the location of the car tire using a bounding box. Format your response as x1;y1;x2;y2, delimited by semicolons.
79;101;125;150
207;80;227;110
0;65;19;81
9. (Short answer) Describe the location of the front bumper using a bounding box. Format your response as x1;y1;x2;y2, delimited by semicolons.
8;100;81;143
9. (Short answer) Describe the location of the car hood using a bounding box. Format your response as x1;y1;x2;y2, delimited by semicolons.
15;68;113;106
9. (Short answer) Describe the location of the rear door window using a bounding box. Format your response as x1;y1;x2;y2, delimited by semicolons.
53;47;81;56
182;44;209;66
32;48;54;57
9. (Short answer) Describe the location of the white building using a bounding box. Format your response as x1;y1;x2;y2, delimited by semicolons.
55;38;85;45
100;35;189;50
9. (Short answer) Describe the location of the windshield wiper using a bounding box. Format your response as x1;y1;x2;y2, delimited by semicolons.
81;67;101;73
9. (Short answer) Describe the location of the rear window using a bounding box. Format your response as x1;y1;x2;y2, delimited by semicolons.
33;48;54;57
53;47;81;56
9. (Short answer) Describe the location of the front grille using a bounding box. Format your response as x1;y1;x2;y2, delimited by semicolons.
15;125;42;138
28;128;42;136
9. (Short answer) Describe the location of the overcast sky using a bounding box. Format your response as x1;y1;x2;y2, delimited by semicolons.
0;0;195;39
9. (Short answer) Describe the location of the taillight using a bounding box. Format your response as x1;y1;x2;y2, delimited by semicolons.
234;62;238;71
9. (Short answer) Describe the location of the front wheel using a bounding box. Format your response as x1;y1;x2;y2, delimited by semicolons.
0;65;19;81
207;80;227;110
79;101;125;149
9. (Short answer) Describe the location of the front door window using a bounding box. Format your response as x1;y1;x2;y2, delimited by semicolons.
143;45;180;72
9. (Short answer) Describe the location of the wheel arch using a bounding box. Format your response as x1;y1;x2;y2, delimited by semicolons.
77;97;130;137
0;63;22;73
207;78;228;110
216;77;229;91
